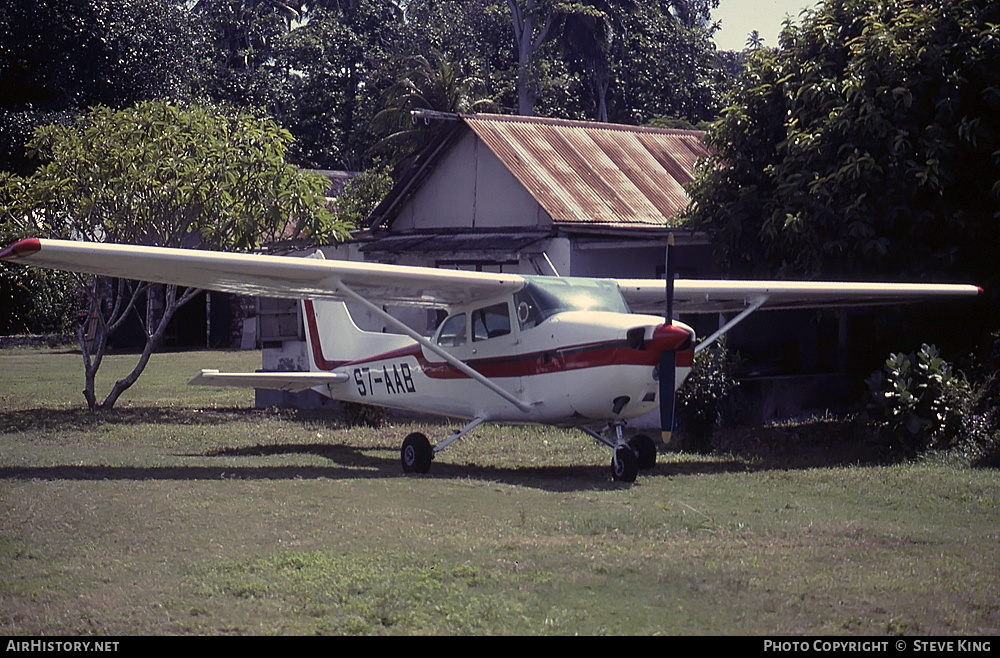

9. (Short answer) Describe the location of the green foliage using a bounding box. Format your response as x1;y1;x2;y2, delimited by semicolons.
330;163;393;227
370;50;498;168
11;101;346;249
2;0;730;174
0;0;210;173
864;340;1000;465
687;0;1000;292
0;101;349;408
676;337;741;452
263;2;404;170
489;0;726;121
955;329;1000;467
864;344;972;452
0;266;78;336
606;2;727;125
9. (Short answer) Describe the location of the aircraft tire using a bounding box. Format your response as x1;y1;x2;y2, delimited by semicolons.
401;432;432;474
628;434;657;470
611;445;638;483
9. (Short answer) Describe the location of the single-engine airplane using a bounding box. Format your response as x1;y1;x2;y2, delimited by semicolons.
0;237;982;481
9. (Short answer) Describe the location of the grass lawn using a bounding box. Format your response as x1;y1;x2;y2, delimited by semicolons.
1;346;998;635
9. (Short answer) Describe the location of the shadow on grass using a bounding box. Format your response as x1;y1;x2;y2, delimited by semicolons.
0;444;875;494
0;452;754;492
1;407;895;491
0;405;344;434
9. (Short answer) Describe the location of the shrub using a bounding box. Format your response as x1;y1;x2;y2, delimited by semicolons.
864;344;978;455
675;337;741;453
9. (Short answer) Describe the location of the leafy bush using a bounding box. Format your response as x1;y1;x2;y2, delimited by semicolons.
0;264;79;335
947;410;1000;468
676;337;742;453
863;343;999;461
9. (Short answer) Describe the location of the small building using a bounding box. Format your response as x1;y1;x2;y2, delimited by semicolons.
363;113;714;280
259;114;857;421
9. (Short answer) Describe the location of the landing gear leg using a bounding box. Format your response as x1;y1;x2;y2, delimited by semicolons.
581;423;643;483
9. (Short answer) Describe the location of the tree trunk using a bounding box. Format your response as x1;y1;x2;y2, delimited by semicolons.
100;284;201;409
507;0;552;116
75;276;201;411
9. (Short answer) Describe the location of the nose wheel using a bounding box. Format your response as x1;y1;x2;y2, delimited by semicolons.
583;425;657;483
612;444;639;482
628;434;657;470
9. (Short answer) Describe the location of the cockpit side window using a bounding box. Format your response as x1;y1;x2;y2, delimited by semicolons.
472;302;511;341
436;313;466;347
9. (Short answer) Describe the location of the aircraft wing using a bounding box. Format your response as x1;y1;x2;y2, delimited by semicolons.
189;369;348;392
2;238;981;313
618;278;983;314
0;238;524;307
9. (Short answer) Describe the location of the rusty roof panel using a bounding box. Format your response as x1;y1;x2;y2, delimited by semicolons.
463;115;710;227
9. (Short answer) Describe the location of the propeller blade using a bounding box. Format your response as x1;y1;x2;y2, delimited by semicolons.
659;349;676;444
665;235;675;324
661;234;676;444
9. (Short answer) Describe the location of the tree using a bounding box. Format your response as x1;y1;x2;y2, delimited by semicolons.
2;101;350;410
502;1;725;120
191;0;299;113
606;2;725;125
745;30;764;51
268;2;404;170
556;1;636;122
506;0;559;115
687;0;1000;293
0;187;78;334
371;50;498;169
0;0;208;174
328;161;394;226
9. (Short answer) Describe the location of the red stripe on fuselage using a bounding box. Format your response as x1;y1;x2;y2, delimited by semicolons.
418;341;660;379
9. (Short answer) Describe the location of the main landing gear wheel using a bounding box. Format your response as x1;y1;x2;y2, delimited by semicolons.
628;434;657;470
401;432;432;474
612;444;638;483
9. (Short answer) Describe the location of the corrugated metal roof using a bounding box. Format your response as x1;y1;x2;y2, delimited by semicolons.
462;114;709;227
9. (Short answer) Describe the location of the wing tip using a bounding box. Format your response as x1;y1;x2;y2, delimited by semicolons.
0;238;42;261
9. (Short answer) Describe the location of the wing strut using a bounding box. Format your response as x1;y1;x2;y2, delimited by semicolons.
694;295;769;354
334;281;534;414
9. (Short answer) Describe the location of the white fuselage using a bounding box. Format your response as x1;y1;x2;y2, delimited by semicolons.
304;296;694;426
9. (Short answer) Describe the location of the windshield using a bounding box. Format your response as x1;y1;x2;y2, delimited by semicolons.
516;275;629;328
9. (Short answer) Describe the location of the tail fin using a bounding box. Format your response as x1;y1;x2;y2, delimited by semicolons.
302;298;409;371
299;250;414;372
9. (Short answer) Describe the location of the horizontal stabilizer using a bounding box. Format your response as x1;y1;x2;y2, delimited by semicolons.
188;369;348;392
